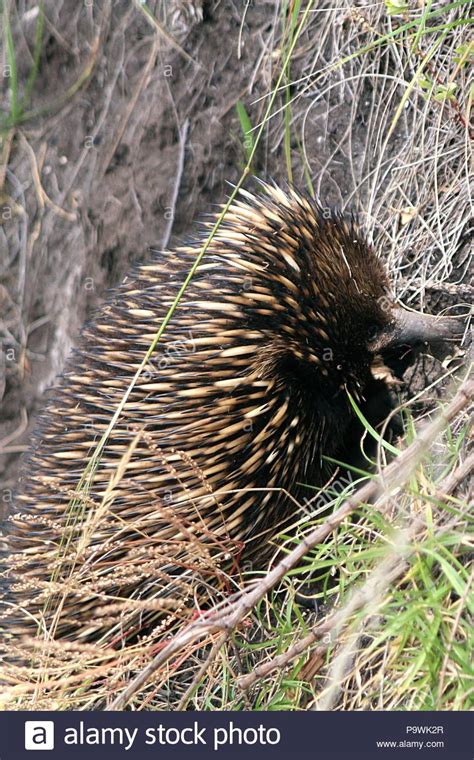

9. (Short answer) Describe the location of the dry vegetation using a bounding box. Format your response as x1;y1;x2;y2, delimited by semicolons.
0;0;472;710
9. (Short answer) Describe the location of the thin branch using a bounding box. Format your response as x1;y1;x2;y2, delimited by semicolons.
161;119;189;251
177;632;229;710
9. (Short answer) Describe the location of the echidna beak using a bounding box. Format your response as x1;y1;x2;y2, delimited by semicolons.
376;307;466;360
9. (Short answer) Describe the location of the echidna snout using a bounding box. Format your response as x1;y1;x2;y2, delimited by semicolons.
375;306;464;360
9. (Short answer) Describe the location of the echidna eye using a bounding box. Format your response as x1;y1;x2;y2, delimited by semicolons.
367;325;379;341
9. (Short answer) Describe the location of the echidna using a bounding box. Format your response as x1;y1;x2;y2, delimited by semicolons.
1;183;462;653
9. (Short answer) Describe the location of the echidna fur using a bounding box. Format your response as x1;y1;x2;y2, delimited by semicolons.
0;183;462;651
